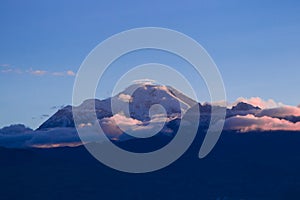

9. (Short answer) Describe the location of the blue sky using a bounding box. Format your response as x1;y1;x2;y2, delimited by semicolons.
0;0;300;129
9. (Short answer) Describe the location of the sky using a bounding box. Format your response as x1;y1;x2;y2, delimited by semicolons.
0;0;300;129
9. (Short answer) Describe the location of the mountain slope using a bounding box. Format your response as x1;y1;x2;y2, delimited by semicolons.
37;83;197;130
37;83;265;133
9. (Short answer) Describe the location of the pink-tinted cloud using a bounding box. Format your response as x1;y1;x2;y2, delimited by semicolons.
31;142;82;148
99;114;142;139
100;113;170;138
225;114;300;132
107;114;142;127
66;70;76;76
257;106;300;118
98;122;122;139
235;97;283;109
118;94;132;103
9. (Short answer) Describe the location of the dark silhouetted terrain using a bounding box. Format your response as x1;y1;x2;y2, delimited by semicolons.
1;130;300;200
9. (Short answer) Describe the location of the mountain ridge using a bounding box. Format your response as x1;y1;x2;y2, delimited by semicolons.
37;83;261;131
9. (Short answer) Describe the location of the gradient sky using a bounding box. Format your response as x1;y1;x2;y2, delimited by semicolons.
0;0;300;129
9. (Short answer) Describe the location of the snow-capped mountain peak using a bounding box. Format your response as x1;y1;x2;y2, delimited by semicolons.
37;83;267;132
37;83;197;130
114;83;197;121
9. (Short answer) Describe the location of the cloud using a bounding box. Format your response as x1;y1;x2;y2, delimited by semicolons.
0;115;151;148
50;105;65;110
235;97;284;109
51;72;65;76
52;71;75;76
118;94;132;103
29;69;47;76
66;70;76;76
0;65;23;74
25;128;79;147
0;124;33;135
0;133;34;148
225;100;300;132
257;106;300;118
2;96;300;148
99;114;143;138
132;79;156;85
1;68;22;74
1;69;13;73
0;64;10;67
30;69;75;76
0;66;76;77
0;124;34;148
0;124;109;148
108;114;142;127
98;113;172;139
224;114;300;132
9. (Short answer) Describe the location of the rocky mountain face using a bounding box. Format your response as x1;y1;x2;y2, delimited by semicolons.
226;102;261;118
